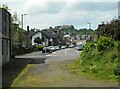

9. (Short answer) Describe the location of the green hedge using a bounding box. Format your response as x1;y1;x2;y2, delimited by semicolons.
74;36;119;82
97;36;115;52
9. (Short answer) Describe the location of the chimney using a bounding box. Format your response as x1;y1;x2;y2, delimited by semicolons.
27;26;29;33
27;26;30;48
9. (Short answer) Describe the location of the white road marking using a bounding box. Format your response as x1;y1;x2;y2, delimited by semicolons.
46;54;51;56
65;50;67;54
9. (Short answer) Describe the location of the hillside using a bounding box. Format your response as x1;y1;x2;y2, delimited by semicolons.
42;25;95;36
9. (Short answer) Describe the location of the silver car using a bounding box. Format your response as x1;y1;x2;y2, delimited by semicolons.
49;46;56;52
76;44;84;51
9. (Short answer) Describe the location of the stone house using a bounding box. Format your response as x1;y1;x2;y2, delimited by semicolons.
0;8;11;65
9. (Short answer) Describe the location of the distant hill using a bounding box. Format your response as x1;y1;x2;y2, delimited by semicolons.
42;25;95;36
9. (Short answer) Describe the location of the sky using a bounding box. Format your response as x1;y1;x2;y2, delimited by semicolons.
0;0;119;30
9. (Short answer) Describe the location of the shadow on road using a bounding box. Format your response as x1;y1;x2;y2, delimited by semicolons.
29;58;47;64
2;57;47;88
2;58;33;88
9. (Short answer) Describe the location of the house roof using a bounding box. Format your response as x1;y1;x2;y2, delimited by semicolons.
0;8;11;15
30;31;41;38
29;30;59;39
29;30;36;37
41;31;58;39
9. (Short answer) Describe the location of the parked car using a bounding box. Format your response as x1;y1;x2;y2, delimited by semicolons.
76;44;84;51
65;45;68;48
49;46;56;52
54;46;60;50
69;44;74;48
61;45;66;49
42;47;52;53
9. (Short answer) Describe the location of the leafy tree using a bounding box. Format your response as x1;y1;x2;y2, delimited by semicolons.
12;12;20;24
11;12;25;46
49;26;52;29
34;37;43;45
97;18;120;41
96;36;115;52
0;3;10;11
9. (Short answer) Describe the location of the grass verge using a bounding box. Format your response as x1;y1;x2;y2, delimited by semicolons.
11;64;33;87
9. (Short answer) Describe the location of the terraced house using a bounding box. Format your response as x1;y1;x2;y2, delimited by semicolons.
0;8;11;65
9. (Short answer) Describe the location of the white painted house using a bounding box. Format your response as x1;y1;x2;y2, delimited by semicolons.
0;8;11;65
31;31;42;45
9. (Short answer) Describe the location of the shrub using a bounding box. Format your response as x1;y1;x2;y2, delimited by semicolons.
76;36;119;82
115;41;120;51
97;36;115;52
35;45;45;51
82;42;95;54
114;65;120;76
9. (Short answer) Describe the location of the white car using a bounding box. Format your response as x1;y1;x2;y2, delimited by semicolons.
69;45;74;48
61;46;66;49
42;47;52;53
76;44;84;51
54;46;60;50
49;46;56;52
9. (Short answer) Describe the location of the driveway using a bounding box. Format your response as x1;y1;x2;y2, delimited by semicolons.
11;48;118;87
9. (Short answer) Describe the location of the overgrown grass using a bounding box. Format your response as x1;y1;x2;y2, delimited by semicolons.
69;37;119;82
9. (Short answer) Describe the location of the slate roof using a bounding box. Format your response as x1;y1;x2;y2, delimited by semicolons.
41;31;58;39
29;30;36;38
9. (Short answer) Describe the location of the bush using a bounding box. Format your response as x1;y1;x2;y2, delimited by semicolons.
35;45;45;51
81;42;96;62
115;41;120;51
97;36;115;52
75;36;119;82
81;42;95;55
114;65;120;76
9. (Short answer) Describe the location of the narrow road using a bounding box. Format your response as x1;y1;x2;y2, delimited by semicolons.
12;48;118;87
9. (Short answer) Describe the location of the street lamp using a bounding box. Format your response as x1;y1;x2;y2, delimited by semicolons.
87;22;91;30
21;14;27;29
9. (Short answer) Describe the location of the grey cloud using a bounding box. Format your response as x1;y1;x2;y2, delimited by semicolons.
25;1;118;30
61;16;95;28
71;2;118;12
27;2;66;15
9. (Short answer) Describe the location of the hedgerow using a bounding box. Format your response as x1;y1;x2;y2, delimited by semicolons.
74;36;119;82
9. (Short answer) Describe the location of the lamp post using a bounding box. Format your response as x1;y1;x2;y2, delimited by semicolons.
21;14;27;29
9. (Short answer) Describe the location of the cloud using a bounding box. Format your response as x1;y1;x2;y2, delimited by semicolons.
25;2;67;16
71;2;118;12
0;0;118;30
23;1;118;30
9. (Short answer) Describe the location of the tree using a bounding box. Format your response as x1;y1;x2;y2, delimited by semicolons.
11;12;25;46
49;26;52;29
34;37;43;45
97;18;120;41
0;3;10;11
12;12;20;24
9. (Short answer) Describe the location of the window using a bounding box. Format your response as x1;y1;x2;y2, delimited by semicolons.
6;40;8;55
2;39;3;55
